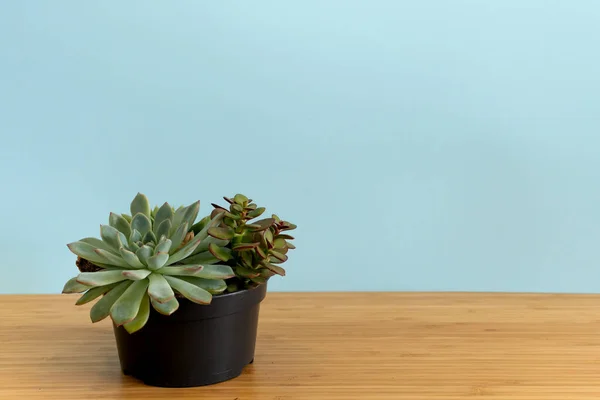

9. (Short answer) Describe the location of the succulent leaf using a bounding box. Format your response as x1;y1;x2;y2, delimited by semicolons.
89;280;133;323
129;229;142;244
207;226;234;240
155;238;172;254
80;237;117;254
151;296;179;315
123;293;150;334
119;247;145;268
130;193;151;218
165;233;203;266
131;213;152;236
75;282;121;305
122;269;151;280
178;276;227;294
62;277;91;294
248;218;275;232
142;230;157;245
109;212;132;238
76;270;129;286
110;279;149;326
157;265;203;276
100;225;125;251
154;202;173;235
232;242;260;251
181;201;200;231
147;273;175;303
94;248;130;268
135;245;153;266
270;250;288;262
208;242;232;262
195;264;235;280
264;262;286;276
179;251;219;265
155;219;171;242
163;275;212;305
235;266;260;278
146;252;169;271
190;215;211;234
168;222;188;255
247;207;266;219
194;236;228;254
233;194;248;205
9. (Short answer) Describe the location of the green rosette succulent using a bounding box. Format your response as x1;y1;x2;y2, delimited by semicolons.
62;193;234;333
205;194;297;292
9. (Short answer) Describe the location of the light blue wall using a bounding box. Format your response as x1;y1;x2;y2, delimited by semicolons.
1;1;600;294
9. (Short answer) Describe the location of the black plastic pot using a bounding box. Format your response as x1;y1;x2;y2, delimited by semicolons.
112;283;267;387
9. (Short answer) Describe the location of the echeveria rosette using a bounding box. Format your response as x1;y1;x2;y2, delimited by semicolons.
206;194;297;292
62;193;234;333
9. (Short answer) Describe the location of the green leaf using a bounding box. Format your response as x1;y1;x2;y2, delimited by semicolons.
273;238;287;249
181;201;200;230
154;202;174;235
109;212;131;238
240;251;253;268
250;276;267;284
190;215;211;234
236;266;260;278
248;218;275;232
151;206;159;218
75;282;121;305
255;245;268;259
79;237;117;254
195;264;235;280
263;262;286;276
178;276;227;294
147;273;175;303
168;222;188;255
163;276;212;305
233;194;248;205
179;251;219;265
155;238;172;254
89;280;133;323
157;265;203;276
151;296;179;316
232;242;260;251
208;243;232;262
247;207;265;219
277;234;295;240
264;229;274;248
123;293;150;334
280;221;297;231
93;248;129;268
62;277;91;294
131;213;152;236
130;193;151;218
207;226;234;240
76;270;129;286
129;229;142;244
129;242;140;253
194;236;228;254
146;252;169;271
285;241;296;250
122;269;151;280
165;232;203;265
135;245;153;266
110;279;150;326
244;203;258;211
193;212;225;245
142;230;157;244
100;225;125;251
231;203;243;213
270;250;288;262
155;219;171;242
119;247;145;268
122;213;132;223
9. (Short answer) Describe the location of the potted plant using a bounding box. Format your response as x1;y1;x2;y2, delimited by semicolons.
62;193;296;387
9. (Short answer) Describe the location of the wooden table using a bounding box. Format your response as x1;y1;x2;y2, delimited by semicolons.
1;293;600;399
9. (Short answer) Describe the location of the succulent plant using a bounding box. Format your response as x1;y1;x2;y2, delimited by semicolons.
206;194;297;292
62;193;235;333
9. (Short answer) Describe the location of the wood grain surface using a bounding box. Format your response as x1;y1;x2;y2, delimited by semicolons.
1;292;600;399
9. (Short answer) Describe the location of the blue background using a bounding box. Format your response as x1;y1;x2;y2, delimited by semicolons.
1;1;599;294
